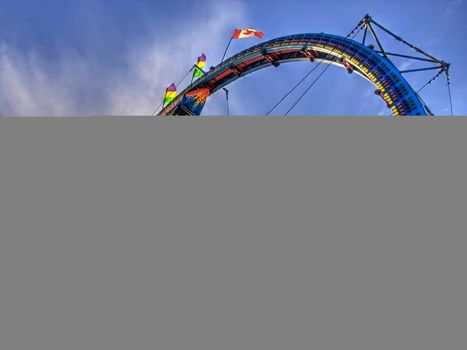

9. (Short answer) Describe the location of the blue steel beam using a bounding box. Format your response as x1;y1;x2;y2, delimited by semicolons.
159;33;428;116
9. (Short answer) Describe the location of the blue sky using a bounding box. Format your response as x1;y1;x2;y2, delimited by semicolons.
0;0;466;115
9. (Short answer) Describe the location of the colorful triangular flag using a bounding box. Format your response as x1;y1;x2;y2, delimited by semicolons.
193;53;207;80
163;83;177;107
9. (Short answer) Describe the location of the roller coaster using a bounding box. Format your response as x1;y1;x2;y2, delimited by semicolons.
157;15;452;117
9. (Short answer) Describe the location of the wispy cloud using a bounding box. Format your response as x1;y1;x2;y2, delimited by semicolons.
0;44;75;115
399;60;415;72
108;1;248;115
0;0;247;116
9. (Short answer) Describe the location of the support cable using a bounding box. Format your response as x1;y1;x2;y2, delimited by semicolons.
284;64;335;116
415;67;453;116
152;103;165;117
266;20;365;116
265;62;324;116
284;27;364;116
414;69;444;116
362;25;368;45
416;93;435;116
416;69;444;94
446;68;454;116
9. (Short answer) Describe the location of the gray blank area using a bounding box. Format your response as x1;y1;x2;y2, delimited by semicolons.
0;117;466;350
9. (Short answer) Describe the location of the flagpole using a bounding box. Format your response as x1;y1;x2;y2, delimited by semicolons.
221;30;235;63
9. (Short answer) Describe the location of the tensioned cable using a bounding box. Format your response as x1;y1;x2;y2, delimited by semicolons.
284;26;364;116
266;62;325;116
416;69;444;94
266;21;365;116
415;67;454;116
446;70;454;116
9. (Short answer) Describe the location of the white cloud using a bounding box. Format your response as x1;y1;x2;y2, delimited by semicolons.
0;0;248;116
108;0;248;115
399;60;414;72
0;44;75;115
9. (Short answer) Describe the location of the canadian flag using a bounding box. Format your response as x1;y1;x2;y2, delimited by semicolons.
232;29;264;39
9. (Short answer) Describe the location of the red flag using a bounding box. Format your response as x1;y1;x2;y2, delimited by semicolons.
232;29;264;40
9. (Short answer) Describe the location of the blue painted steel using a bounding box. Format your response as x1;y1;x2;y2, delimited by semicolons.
159;33;427;116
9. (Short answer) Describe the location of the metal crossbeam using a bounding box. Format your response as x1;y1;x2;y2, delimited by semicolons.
370;19;444;64
360;14;452;116
400;66;444;74
374;51;438;63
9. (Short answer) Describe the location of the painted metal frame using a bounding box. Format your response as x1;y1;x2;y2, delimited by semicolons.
159;33;429;116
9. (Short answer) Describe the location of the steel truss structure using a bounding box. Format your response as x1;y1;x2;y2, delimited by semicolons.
157;15;452;117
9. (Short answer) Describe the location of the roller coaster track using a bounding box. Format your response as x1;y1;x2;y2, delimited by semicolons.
158;15;450;117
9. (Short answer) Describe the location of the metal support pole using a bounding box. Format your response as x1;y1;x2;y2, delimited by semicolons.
223;88;230;116
367;23;388;58
221;36;234;63
362;14;371;45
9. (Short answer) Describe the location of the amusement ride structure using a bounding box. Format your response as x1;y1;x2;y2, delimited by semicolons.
156;15;453;117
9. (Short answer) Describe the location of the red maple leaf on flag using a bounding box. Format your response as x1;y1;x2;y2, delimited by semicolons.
232;29;264;40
